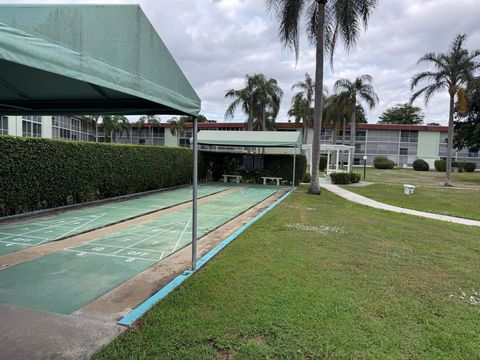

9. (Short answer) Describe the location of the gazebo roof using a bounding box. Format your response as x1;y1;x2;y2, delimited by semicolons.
0;4;200;115
197;130;302;148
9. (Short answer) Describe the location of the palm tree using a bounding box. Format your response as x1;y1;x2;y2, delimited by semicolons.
225;74;259;131
139;115;161;144
290;73;315;144
334;75;379;170
113;115;130;143
168;117;188;146
411;34;480;186
252;75;283;130
288;93;313;144
266;0;378;194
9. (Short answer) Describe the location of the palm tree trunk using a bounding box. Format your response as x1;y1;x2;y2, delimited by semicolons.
333;121;338;144
349;100;357;172
302;120;308;145
342;117;346;144
308;3;325;195
445;93;455;186
262;107;266;131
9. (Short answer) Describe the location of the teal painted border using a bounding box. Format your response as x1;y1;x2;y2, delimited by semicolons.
118;189;294;327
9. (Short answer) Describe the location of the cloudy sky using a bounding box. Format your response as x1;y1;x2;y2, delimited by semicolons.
4;0;480;124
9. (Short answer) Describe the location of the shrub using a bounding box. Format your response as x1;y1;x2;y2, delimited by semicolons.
319;156;328;171
330;172;359;185
330;172;351;184
350;172;361;183
303;172;312;183
413;159;429;171
434;160;446;172
199;152;307;185
453;161;464;173
0;136;192;216
373;156;395;169
464;162;477;172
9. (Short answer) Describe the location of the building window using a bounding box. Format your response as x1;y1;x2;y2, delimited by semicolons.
22;116;42;137
52;116;95;142
179;129;192;148
400;130;418;143
0;116;8;135
400;148;408;155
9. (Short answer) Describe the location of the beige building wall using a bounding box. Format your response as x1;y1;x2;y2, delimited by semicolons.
164;130;178;147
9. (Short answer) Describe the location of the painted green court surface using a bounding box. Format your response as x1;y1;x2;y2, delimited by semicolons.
0;186;279;314
0;184;229;256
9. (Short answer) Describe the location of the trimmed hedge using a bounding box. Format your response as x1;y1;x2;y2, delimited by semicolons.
464;162;477;172
330;172;360;185
434;160;446;172
199;151;307;185
373;156;395;169
413;159;429;171
0;136;192;216
452;161;465;173
350;172;361;183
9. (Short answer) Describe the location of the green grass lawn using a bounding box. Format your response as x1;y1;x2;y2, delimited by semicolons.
343;183;480;221
95;188;480;359
351;167;480;187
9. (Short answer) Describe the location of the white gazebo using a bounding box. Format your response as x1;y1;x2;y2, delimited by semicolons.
303;144;355;175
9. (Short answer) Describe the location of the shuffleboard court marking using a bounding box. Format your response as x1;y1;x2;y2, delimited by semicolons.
64;249;159;262
172;219;191;253
49;213;108;243
123;225;178;250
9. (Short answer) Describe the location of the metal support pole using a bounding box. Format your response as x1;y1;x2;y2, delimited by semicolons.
364;159;366;180
292;147;296;188
191;116;198;270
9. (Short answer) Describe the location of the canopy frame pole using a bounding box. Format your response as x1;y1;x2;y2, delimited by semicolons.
292;146;296;189
192;116;198;270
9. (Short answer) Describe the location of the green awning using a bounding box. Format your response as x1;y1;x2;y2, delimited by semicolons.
0;4;200;115
197;130;302;148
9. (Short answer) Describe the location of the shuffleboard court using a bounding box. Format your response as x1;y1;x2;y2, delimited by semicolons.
0;186;280;314
0;184;229;256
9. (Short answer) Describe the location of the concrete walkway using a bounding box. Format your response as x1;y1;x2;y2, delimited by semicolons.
321;183;480;227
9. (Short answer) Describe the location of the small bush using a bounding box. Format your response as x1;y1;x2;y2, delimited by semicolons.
434;160;446;172
330;172;359;185
373;156;395;169
413;159;429;171
350;172;361;183
453;161;464;173
464;162;477;172
303;172;312;183
319;156;328;171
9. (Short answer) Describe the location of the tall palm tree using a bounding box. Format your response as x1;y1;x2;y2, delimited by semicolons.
267;0;378;194
288;93;313;144
253;75;283;130
225;74;259;131
334;75;379;170
411;34;480;186
324;93;347;145
290;73;315;144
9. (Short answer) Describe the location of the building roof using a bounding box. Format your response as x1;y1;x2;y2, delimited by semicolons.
0;4;200;116
357;124;448;132
197;130;302;148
